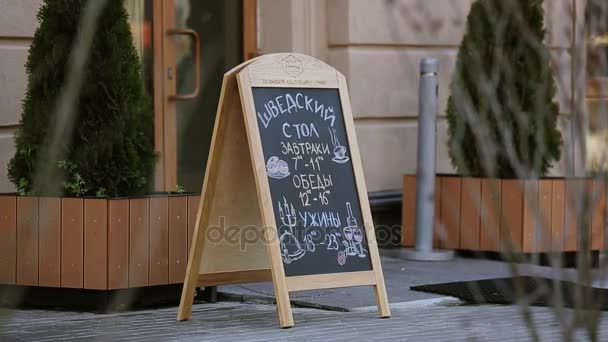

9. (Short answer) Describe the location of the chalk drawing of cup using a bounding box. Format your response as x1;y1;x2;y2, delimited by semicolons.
333;145;346;160
329;128;349;164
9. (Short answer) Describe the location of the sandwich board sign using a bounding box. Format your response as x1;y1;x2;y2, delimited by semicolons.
177;53;390;328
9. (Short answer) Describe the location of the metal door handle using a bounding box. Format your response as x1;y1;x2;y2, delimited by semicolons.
167;29;200;101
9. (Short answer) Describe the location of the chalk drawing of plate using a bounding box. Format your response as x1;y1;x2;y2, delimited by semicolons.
268;171;290;179
332;156;350;164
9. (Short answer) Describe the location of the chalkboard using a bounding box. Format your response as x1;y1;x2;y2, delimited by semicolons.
253;87;373;277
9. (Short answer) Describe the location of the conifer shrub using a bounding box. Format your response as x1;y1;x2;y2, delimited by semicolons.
8;0;156;197
446;0;562;178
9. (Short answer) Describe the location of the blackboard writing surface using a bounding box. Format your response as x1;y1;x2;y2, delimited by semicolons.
252;87;372;277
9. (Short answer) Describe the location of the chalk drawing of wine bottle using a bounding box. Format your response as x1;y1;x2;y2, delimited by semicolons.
278;196;305;264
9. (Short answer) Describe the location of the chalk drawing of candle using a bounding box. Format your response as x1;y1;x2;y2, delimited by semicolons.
278;196;305;263
329;128;349;164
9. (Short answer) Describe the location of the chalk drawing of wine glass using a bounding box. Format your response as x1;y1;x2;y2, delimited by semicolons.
329;128;349;164
353;227;367;258
278;196;305;263
266;156;290;179
342;226;357;256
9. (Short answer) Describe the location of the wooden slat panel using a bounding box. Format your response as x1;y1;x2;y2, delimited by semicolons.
149;197;168;286
0;196;17;284
502;180;524;253
198;269;272;287
84;199;108;290
401;175;416;247
169;196;188;284
38;198;61;287
538;180;553;252
480;179;501;252
108;199;129;289
592;180;606;251
460;178;481;250
286;271;376;292
187;196;200;259
440;177;461;249
433;177;441;248
17;197;38;286
61;198;84;288
522;180;538;253
564;180;580;251
129;198;149;287
551;180;566;252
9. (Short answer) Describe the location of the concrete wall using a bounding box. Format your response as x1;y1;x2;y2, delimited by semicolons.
259;0;586;192
0;0;42;192
0;0;587;193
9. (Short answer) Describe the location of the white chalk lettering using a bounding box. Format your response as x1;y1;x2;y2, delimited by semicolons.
257;93;337;128
281;142;331;156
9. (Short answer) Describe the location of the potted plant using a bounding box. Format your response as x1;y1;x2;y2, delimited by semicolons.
0;0;199;291
402;0;605;253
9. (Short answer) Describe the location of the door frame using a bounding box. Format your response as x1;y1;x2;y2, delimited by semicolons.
151;0;257;192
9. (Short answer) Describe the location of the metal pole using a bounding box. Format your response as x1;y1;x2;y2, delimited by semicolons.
414;58;438;253
398;58;454;261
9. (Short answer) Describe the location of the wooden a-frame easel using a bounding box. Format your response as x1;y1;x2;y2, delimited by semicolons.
177;53;390;328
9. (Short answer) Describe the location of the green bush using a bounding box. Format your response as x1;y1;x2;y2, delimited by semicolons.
8;0;156;197
446;0;562;178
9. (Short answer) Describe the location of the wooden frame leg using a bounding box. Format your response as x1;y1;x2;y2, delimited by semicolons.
265;228;294;328
274;279;294;328
374;284;391;318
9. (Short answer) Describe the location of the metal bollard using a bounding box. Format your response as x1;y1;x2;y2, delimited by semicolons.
399;58;454;262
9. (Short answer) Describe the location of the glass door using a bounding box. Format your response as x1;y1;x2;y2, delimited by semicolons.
126;0;248;192
163;0;243;193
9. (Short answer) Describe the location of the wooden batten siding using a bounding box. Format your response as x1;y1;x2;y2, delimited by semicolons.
564;180;581;252
16;196;39;286
537;180;553;253
149;197;169;286
591;180;606;251
84;199;108;290
38;197;61;287
129;198;150;288
0;196;17;284
440;177;461;250
521;180;538;253
401;175;416;247
460;178;481;250
61;198;84;288
480;179;501;252
1;195;197;289
108;199;129;289
169;196;188;284
551;180;566;251
402;176;607;253
501;180;524;253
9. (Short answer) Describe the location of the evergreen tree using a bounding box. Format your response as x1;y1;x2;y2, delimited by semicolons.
8;0;156;197
446;0;562;178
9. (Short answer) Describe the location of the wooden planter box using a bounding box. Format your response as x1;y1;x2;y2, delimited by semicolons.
0;194;199;290
402;175;606;253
